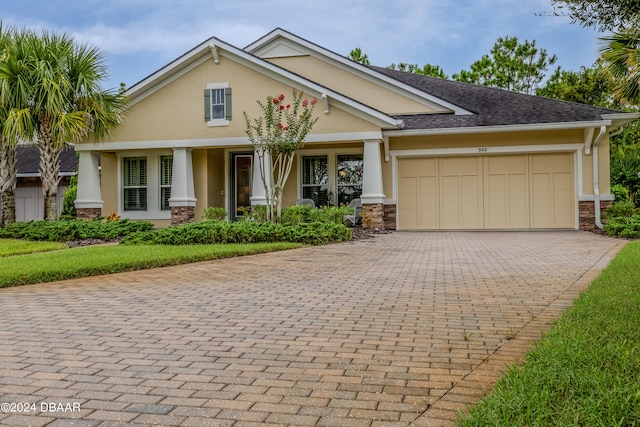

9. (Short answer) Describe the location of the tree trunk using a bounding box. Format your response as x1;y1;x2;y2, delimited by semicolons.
37;119;63;221
0;139;18;227
1;190;16;227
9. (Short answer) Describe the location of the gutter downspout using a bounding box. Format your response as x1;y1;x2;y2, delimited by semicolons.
591;125;607;229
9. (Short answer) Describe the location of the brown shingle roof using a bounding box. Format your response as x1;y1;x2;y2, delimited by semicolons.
370;66;623;130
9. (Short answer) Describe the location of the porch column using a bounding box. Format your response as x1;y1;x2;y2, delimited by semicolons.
169;147;197;225
75;151;103;219
250;149;271;206
360;139;385;229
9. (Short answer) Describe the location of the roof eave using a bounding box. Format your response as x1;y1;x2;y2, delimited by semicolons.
383;120;615;137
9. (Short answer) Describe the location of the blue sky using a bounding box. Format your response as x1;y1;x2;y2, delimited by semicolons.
1;0;604;90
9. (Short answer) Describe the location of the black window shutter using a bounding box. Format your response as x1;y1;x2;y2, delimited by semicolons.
204;89;211;122
225;87;232;121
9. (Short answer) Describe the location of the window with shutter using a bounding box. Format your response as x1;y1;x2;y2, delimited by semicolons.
204;83;231;126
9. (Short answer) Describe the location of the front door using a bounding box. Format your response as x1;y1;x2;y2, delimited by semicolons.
231;153;252;221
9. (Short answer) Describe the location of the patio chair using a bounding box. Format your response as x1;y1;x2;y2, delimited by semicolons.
296;198;316;208
343;198;362;226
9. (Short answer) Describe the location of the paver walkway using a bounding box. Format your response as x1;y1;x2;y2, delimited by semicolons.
0;231;625;427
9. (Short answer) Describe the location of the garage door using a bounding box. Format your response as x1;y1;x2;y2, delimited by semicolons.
398;153;574;230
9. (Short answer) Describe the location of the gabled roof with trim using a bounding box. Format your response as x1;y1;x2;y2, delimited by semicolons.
124;34;403;130
245;28;471;116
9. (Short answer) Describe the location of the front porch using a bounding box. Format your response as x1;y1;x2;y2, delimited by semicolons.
74;139;395;229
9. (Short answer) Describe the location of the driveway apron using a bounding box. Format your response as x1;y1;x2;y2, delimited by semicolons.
0;231;625;426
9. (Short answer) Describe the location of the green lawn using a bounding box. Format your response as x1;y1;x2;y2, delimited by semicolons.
458;240;640;426
0;241;301;287
0;238;66;257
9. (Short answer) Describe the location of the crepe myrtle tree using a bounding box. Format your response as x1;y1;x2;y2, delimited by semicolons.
244;90;318;222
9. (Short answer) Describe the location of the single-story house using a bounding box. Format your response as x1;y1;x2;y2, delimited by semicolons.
75;28;639;230
0;145;76;222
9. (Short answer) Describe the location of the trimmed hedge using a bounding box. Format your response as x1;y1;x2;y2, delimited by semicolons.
604;215;640;239
0;219;154;242
121;220;351;246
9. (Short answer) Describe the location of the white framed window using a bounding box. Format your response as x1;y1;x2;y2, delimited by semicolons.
160;156;173;211
336;154;363;205
302;155;329;207
123;157;147;211
119;153;172;220
298;149;364;207
204;82;231;126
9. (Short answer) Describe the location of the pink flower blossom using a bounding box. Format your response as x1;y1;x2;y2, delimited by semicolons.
272;97;279;104
310;99;318;105
286;104;291;109
279;94;285;101
302;99;309;107
279;105;285;110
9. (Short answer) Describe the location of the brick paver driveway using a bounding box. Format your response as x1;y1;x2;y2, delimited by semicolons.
0;231;625;426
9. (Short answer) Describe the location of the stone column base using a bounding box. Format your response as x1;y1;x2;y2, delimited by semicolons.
383;204;396;231
362;203;385;230
579;200;613;231
171;206;196;226
76;207;102;220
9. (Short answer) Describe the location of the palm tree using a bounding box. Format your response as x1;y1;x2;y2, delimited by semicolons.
1;30;127;221
0;23;17;227
600;28;640;105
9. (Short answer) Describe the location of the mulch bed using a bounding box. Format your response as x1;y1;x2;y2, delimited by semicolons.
350;227;392;240
65;238;121;248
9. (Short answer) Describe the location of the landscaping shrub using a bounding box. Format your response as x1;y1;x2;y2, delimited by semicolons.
0;218;154;242
121;220;351;246
237;205;268;223
604;200;637;219
603;215;640;239
611;183;630;203
202;207;228;221
60;175;78;220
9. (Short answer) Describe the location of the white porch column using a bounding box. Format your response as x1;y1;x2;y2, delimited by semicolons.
75;151;103;212
169;147;196;207
250;149;271;205
360;139;385;204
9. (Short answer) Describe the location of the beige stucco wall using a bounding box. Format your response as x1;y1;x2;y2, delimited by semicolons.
268;55;439;115
100;153;118;215
105;56;379;144
389;129;584;150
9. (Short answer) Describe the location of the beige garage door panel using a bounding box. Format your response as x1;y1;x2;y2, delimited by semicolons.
440;157;483;229
530;153;574;228
398;158;439;229
398;153;575;230
484;155;529;229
